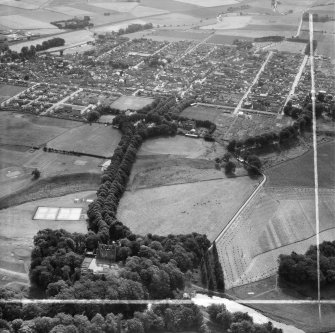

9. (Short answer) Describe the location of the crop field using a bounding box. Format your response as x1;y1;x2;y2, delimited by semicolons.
175;0;238;6
89;2;139;12
0;191;93;284
47;123;122;157
118;176;259;241
0;112;82;147
266;41;306;53
265;141;335;189
46;6;93;16
111;95;154;111
201;16;252;30
0;15;55;29
216;186;335;289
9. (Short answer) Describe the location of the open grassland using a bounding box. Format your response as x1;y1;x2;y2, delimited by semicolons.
111;95;154;111
138;136;225;159
128;155;251;190
0;146;102;206
216;186;335;289
0;191;94;285
265;141;335;189
118;176;259;241
0;112;81;147
47;124;122;157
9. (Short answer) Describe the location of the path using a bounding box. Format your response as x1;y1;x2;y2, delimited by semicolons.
211;174;267;249
233;52;273;115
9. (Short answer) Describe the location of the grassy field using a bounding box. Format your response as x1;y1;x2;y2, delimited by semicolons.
265;141;335;189
111;95;154;111
181;105;232;122
0;112;82;147
118;176;259;241
47;123;122;157
0;191;94;286
138;135;225;159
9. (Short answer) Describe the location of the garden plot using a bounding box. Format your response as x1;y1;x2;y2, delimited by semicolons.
0;15;56;29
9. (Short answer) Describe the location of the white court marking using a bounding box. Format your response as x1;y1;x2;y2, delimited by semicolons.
34;207;82;220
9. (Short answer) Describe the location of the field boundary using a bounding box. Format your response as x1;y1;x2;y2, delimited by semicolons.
0;172;100;210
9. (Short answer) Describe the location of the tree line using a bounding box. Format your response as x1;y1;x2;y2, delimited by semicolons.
0;38;65;63
278;241;335;289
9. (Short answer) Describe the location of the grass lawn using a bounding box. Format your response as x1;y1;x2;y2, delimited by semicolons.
118;176;259;241
47;123;122;157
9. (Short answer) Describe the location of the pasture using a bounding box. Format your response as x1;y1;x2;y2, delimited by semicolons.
201;16;252;30
118;176;259;241
0;191;93;284
111;95;154;111
47;123;122;157
0;112;81;147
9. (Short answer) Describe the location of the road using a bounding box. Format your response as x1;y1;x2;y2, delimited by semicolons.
211;174;267;248
282;54;308;113
233;51;273;115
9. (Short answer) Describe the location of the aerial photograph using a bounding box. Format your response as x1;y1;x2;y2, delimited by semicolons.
0;0;334;332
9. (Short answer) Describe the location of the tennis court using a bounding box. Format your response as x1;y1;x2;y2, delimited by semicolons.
34;207;82;221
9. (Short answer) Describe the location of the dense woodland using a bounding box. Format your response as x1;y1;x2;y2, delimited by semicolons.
279;241;335;288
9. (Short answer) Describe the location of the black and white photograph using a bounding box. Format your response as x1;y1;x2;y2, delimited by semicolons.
0;0;334;332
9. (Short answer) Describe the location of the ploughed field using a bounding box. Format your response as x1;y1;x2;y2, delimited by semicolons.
216;141;335;290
